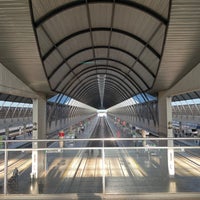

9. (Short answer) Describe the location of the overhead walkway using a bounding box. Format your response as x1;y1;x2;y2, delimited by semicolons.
0;1;200;199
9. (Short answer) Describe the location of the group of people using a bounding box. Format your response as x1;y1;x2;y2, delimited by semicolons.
77;125;85;134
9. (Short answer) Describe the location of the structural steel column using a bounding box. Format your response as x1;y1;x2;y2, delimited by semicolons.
31;96;46;179
158;92;175;176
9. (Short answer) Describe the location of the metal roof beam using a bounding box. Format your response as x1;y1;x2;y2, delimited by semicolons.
63;65;141;96
68;74;134;100
74;79;129;106
34;0;168;28
53;57;150;91
42;27;160;61
47;46;155;80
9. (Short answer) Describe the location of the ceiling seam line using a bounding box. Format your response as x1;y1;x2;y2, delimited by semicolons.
150;0;171;92
40;25;81;90
83;58;150;89
58;57;149;94
67;73;138;102
49;46;155;79
101;0;116;108
67;74;133;96
106;0;116;73
85;0;100;105
77;84;124;103
58;57;150;93
125;22;163;89
28;0;54;92
42;28;160;61
85;0;97;70
65;66;139;96
73;78;132;102
67;69;138;97
41;26;73;73
128;22;163;74
34;0;168;28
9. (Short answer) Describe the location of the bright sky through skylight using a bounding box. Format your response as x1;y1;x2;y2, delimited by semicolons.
0;101;32;108
48;94;71;104
0;95;200;107
132;93;157;103
172;98;200;106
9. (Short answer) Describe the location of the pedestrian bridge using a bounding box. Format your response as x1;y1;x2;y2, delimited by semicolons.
0;1;200;199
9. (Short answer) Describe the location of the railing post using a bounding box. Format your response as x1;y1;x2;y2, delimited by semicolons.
4;140;8;194
102;139;105;194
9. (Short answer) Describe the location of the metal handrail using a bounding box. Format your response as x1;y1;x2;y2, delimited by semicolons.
0;137;199;152
0;137;199;143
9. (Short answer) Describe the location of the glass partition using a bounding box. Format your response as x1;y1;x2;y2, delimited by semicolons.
0;138;200;194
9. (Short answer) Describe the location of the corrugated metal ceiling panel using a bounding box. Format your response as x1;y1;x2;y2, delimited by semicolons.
0;0;51;95
152;0;200;93
32;0;73;21
89;3;113;27
133;0;170;19
42;6;88;43
114;5;161;43
1;0;199;109
58;33;92;56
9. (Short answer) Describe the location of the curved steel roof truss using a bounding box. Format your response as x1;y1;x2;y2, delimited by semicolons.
30;0;170;108
42;28;161;61
61;65;142;96
77;80;130;102
53;57;150;92
75;80;128;107
77;81;126;105
34;0;168;28
69;74;134;100
47;45;156;80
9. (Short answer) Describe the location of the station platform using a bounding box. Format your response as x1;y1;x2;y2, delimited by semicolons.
0;117;200;199
0;132;32;153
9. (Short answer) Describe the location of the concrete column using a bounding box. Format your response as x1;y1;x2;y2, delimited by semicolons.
23;124;26;139
166;97;175;176
5;127;9;140
197;125;200;146
158;93;175;176
179;121;183;137
31;96;46;179
158;92;169;136
141;129;147;147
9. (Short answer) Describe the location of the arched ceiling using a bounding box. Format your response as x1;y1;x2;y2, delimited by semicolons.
0;0;199;109
30;0;170;109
